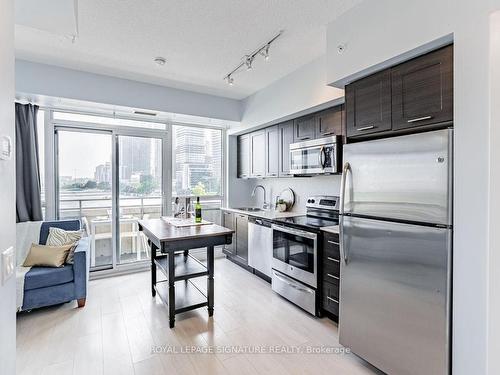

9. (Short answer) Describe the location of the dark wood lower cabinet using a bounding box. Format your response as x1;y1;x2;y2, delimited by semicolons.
322;280;339;317
320;232;340;320
222;211;249;268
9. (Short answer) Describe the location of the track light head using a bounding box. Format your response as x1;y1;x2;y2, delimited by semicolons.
260;44;270;61
245;55;253;71
226;75;234;86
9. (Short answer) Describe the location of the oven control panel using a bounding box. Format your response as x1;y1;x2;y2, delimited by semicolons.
306;195;340;210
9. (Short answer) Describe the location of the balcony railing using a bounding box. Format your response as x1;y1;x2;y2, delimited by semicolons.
58;194;222;269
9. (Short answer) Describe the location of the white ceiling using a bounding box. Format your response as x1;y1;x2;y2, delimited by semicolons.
15;0;361;100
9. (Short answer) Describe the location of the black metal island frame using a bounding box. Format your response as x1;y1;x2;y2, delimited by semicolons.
138;218;234;328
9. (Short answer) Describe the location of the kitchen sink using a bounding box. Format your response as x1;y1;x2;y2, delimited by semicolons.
234;207;263;212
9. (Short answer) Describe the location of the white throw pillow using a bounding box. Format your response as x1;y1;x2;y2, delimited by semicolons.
46;227;83;264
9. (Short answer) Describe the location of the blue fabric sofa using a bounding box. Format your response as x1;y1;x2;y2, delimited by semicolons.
22;220;90;310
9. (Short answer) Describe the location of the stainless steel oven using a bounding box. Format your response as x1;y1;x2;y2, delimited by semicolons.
271;224;317;288
289;136;340;175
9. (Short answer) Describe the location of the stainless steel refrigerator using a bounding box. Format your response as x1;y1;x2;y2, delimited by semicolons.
339;129;452;375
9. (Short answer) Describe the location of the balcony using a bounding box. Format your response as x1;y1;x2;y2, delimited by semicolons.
58;195;222;269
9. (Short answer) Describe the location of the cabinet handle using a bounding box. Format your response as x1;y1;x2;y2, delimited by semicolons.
357;125;375;131
407;115;433;123
327;257;340;263
327;296;339;304
327;240;339;245
327;273;339;280
322;131;335;136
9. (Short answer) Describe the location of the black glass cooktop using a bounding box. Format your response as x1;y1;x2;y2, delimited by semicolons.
274;214;339;231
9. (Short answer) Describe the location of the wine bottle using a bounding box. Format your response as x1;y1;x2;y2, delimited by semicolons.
195;197;202;223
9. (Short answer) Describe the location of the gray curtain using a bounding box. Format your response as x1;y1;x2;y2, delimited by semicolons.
16;103;43;222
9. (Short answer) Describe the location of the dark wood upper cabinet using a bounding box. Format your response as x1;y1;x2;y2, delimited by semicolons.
317;105;343;137
346;70;392;137
294;114;316;141
237;134;250;178
250;130;266;178
265;125;279;177
278;121;294;177
391;45;453;130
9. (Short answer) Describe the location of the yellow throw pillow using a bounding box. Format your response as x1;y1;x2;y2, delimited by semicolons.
23;243;73;268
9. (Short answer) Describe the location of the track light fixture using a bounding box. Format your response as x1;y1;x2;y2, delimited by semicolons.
223;30;283;86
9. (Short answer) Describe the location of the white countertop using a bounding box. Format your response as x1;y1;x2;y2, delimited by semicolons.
321;225;339;234
221;207;305;220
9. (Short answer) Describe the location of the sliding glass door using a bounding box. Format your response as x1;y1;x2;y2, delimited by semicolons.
117;135;163;264
56;129;114;269
56;124;167;271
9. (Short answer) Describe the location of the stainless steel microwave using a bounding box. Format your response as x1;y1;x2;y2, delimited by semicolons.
289;136;340;175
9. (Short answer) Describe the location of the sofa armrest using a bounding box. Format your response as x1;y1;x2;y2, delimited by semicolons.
73;237;90;300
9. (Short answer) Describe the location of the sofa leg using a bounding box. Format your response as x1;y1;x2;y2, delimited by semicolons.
77;298;86;308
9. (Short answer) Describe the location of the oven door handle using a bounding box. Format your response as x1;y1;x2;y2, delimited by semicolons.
319;146;326;169
273;272;315;294
271;224;317;240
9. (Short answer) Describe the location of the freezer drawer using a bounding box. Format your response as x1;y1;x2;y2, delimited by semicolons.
342;129;452;226
339;216;451;375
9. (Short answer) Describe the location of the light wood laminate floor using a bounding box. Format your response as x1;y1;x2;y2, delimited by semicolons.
16;257;380;375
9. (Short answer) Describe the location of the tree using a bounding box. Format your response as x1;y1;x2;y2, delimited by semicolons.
191;181;206;196
136;175;156;195
97;181;110;190
84;180;97;189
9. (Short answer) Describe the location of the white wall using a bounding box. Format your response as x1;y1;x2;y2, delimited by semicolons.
488;10;500;374
0;1;17;374
326;0;455;87
324;1;500;373
225;135;256;208
240;56;344;130
15;59;242;122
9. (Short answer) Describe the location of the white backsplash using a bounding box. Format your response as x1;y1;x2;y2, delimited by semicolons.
243;175;342;213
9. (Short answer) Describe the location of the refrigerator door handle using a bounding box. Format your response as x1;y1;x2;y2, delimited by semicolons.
339;162;350;264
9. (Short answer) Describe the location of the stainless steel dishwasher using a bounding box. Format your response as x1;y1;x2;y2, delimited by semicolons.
248;216;273;278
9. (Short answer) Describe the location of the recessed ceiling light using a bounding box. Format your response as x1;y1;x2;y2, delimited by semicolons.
154;57;166;66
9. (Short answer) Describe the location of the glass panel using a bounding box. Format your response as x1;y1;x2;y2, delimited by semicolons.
172;125;222;197
53;111;166;130
273;231;315;273
57;130;113;269
118;135;162;264
305;149;321;168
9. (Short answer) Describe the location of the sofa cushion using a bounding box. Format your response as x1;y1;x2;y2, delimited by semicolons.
24;265;74;291
39;220;81;245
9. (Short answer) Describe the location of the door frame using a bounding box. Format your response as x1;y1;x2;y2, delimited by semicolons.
52;120;169;271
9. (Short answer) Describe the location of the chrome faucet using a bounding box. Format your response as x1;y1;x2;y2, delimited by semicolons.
252;184;270;210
